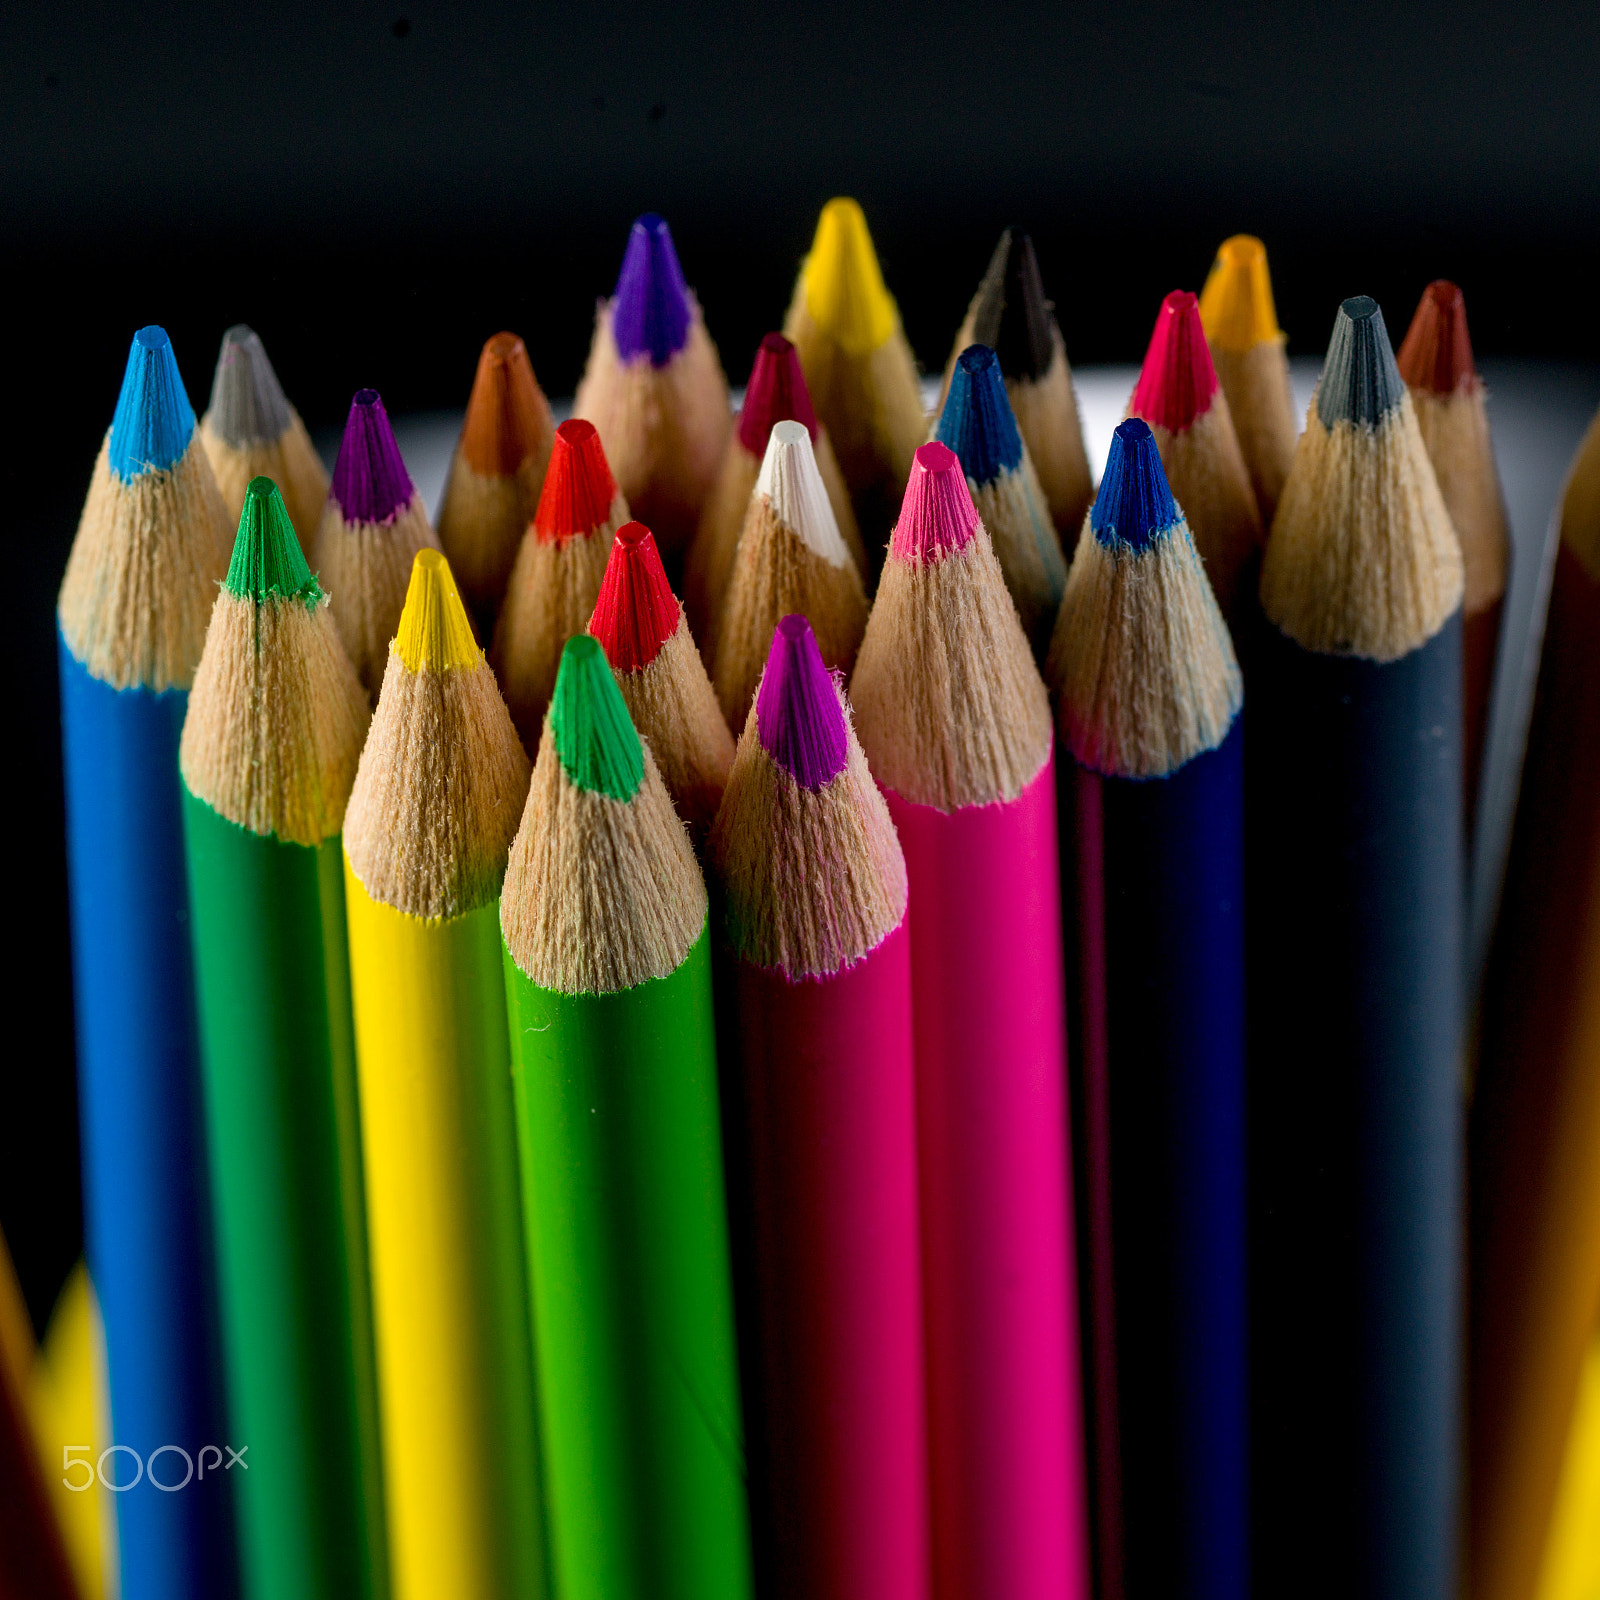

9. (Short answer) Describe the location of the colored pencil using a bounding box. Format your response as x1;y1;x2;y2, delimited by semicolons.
573;212;732;560
934;343;1068;658
313;387;441;698
343;549;544;1600
1047;417;1246;1600
784;198;927;555
1533;1328;1600;1600
199;324;328;548
709;612;926;1600
685;331;863;647
713;418;867;729
492;415;628;750
1198;236;1298;528
589;518;735;845
501;634;751;1600
1469;408;1600;1600
1397;281;1509;822
1127;291;1262;624
435;331;556;630
56;325;238;1600
180;479;387;1600
1251;297;1464;1600
943;229;1093;544
851;440;1088;1600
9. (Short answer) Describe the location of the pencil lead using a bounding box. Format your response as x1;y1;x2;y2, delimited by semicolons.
756;613;848;788
758;420;853;565
739;332;819;457
590;521;680;673
459;332;549;474
803;198;896;356
549;634;645;800
891;441;981;562
226;477;322;604
1317;297;1404;428
969;230;1054;382
207;326;292;448
1199;235;1282;354
331;389;414;524
535;419;619;544
1396;280;1477;397
935;345;1024;485
110;325;196;480
395;548;479;673
1092;419;1180;550
1132;292;1220;434
612;213;692;367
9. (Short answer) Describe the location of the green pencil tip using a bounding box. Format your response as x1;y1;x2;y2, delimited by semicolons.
225;476;322;605
549;634;644;801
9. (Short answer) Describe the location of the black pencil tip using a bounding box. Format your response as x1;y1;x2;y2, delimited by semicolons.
1316;296;1404;429
969;229;1055;382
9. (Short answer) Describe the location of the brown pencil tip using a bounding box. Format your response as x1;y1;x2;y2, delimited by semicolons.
1396;281;1477;397
460;332;550;475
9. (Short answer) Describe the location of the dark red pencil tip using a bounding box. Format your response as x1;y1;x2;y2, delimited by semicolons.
534;418;617;544
1131;290;1219;434
589;520;680;672
1396;280;1477;396
738;333;819;457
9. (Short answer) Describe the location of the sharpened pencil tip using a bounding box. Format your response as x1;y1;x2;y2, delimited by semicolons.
535;418;617;544
1199;234;1282;352
803;198;896;357
1091;418;1180;551
460;331;548;475
739;332;819;456
394;548;479;674
756;614;847;789
208;325;292;447
970;230;1055;382
1396;280;1477;397
612;213;693;367
110;325;196;481
330;389;414;524
549;634;645;801
936;344;1024;485
590;521;681;673
1316;296;1404;429
226;477;321;604
891;441;981;563
1131;291;1219;434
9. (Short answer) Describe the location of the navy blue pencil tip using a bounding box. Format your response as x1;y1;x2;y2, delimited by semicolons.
935;343;1024;485
110;326;196;482
1317;295;1403;430
1092;417;1179;549
613;212;692;366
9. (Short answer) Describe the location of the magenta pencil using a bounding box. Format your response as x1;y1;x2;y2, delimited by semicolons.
710;614;927;1600
852;440;1090;1600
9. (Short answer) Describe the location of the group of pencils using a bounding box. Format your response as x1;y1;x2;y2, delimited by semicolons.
8;194;1600;1600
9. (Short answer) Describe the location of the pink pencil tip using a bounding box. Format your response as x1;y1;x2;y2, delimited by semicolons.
890;441;981;563
1130;290;1218;434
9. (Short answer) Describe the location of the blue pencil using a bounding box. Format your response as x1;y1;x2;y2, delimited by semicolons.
57;326;238;1600
1048;418;1247;1600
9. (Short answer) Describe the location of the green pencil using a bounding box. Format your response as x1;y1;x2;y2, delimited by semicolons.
179;478;387;1600
500;634;753;1600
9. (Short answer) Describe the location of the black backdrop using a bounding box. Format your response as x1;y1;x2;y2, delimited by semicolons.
7;0;1600;1332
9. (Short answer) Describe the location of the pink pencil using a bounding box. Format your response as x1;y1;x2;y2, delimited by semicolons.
710;613;928;1600
852;440;1090;1600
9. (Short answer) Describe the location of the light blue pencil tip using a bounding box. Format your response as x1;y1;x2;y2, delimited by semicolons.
109;326;196;482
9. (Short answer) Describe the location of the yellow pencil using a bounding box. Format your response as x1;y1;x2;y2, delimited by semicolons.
343;549;545;1600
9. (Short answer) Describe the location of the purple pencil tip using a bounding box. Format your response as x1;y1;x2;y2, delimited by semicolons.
755;614;848;790
612;213;692;367
330;389;414;523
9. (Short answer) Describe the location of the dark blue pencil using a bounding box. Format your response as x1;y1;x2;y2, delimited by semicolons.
57;327;238;1600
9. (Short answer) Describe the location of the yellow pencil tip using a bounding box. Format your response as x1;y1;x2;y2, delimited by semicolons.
1199;234;1282;352
803;197;897;356
394;548;480;673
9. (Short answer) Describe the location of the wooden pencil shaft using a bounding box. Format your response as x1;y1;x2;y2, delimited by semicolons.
1248;616;1463;1600
504;929;752;1600
183;796;386;1600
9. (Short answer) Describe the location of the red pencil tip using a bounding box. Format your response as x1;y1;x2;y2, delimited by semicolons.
890;441;980;563
1396;280;1477;396
589;520;681;671
738;333;819;457
1130;290;1219;434
534;418;617;544
460;332;547;475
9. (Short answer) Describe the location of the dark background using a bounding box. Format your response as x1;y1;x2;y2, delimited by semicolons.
7;0;1600;1334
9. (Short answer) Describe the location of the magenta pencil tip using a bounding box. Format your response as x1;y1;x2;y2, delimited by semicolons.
756;614;847;789
891;440;981;564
